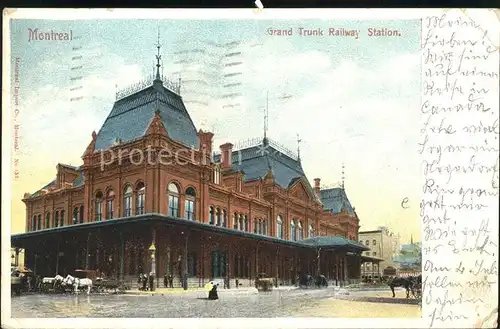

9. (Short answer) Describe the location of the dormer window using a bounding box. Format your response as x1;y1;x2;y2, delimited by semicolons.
213;166;221;185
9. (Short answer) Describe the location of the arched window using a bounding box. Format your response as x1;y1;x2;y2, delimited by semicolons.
222;209;227;227
244;215;249;232
373;239;377;245
184;187;196;220
37;215;41;230
167;183;180;217
233;213;238;229
73;207;79;224
60;210;65;227
216;208;221;226
253;219;258;233
298;221;303;241
365;240;369;246
262;220;267;236
136;182;145;215
54;211;59;227
123;185;133;217
95;191;103;221
106;190;115;219
277;216;283;239
309;224;314;238
79;205;84;223
258;219;262;234
239;214;244;231
45;212;50;229
32;215;36;231
209;206;215;225
290;220;296;241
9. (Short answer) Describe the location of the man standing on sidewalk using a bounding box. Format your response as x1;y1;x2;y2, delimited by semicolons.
149;272;155;292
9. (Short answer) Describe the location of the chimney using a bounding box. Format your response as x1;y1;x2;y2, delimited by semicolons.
197;130;214;164
220;143;234;169
313;178;321;197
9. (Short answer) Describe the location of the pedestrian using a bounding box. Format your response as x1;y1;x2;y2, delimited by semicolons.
149;272;155;292
164;273;168;288
142;273;148;291
168;274;173;288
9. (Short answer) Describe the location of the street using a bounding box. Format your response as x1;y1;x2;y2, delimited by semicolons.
11;287;421;318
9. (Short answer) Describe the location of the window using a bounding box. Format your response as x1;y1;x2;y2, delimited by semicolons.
365;240;369;246
79;205;84;223
209;207;215;225
95;192;103;221
244;215;249;232
184;187;196;220
123;185;133;217
211;250;227;278
37;215;41;230
222;210;227;227
213;166;221;184
32;215;36;231
309;224;314;238
373;239;377;245
258;219;262;234
216;208;222;226
277;216;283;239
54;211;59;227
73;207;79;224
373;252;377;256
45;212;50;229
136;182;145;215
60;210;65;227
233;212;238;229
262;220;267;235
239;214;244;231
290;220;296;241
168;183;180;217
253;219;258;234
298;221;303;241
106;190;115;219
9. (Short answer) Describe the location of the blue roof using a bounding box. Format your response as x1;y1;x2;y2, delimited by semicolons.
231;141;314;191
297;236;369;251
94;82;199;150
320;188;355;216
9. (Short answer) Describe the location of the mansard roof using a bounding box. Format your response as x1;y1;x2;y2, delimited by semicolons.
94;81;199;151
231;140;315;194
320;188;356;216
29;166;85;198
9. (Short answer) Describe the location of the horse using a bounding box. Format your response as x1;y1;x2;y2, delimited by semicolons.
63;275;93;294
388;276;415;298
41;276;58;293
315;275;328;288
298;274;314;288
52;275;65;292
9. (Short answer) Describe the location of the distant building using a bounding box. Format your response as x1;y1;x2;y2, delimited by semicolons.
393;237;421;277
10;247;24;268
358;226;400;279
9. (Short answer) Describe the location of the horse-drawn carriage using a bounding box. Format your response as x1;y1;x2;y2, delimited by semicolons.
255;273;274;291
388;274;422;299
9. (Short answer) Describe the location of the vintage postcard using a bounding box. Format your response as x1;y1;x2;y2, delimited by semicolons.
2;8;498;329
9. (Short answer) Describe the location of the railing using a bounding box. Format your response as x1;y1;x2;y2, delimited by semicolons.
233;137;298;161
116;75;181;101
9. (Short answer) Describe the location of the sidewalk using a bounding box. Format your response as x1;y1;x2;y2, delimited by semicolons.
124;285;298;296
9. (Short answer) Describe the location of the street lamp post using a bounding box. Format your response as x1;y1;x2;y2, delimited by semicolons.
149;243;156;291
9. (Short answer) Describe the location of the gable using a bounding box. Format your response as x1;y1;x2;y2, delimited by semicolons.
289;178;314;202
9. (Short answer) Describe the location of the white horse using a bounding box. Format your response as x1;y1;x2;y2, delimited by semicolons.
52;275;65;291
63;275;93;294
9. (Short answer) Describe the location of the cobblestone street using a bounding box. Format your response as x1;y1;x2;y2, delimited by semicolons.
11;287;421;318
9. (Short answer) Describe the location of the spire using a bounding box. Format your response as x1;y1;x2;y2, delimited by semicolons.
411;234;414;244
155;28;162;81
263;91;269;146
296;133;302;161
341;163;345;190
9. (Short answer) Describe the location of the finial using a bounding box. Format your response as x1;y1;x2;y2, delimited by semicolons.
263;91;269;144
178;75;182;94
155;28;162;81
296;133;302;161
341;163;345;189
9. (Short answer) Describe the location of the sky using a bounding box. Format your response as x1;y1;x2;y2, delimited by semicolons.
9;18;421;242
